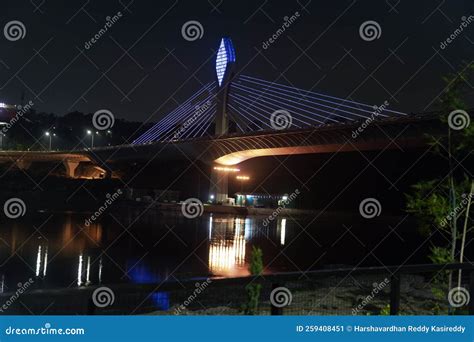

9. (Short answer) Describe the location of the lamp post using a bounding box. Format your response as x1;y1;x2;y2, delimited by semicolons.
44;132;55;150
106;130;112;146
87;130;99;148
86;130;93;148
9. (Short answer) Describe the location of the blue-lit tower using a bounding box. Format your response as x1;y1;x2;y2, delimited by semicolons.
210;38;235;203
214;37;235;135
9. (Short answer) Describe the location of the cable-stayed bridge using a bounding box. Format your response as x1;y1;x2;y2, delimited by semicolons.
0;38;445;200
132;73;409;145
120;37;437;200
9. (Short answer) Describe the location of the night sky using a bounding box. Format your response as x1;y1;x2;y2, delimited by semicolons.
0;0;473;127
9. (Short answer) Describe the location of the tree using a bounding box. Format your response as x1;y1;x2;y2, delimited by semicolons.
406;62;474;300
242;246;263;315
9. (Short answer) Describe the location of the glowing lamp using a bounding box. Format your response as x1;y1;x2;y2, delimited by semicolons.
213;166;240;172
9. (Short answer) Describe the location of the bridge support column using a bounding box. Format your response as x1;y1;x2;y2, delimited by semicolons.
92;166;108;179
64;161;79;178
209;168;228;203
215;89;229;136
15;160;32;170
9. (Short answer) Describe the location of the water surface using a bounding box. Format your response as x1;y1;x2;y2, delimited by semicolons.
0;209;427;292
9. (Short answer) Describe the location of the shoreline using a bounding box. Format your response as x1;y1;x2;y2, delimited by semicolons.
28;201;404;221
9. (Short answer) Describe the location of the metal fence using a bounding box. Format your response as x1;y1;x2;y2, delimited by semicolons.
1;263;472;315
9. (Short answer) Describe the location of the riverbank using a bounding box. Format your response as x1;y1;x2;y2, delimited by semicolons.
1;266;460;316
147;273;453;316
164;202;320;217
116;201;401;220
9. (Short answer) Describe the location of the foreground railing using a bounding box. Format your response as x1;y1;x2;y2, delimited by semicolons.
1;263;472;315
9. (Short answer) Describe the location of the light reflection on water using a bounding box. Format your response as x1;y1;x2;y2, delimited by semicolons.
208;216;248;277
0;210;423;292
0;212;289;291
207;216;288;277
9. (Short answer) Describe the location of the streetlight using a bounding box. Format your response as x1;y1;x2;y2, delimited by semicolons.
106;130;112;146
45;131;55;150
86;130;99;148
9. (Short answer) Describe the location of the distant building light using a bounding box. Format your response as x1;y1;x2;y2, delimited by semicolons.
214;166;240;172
246;195;253;199
236;175;250;180
210;194;215;200
0;103;15;109
282;195;288;201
